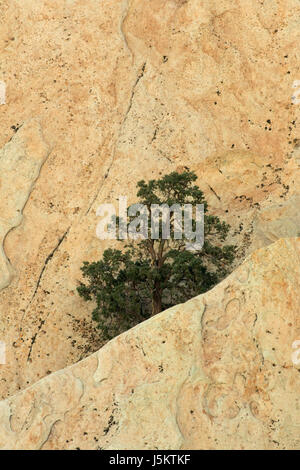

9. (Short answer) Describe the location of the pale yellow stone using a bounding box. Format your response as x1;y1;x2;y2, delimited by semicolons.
0;238;299;450
0;0;300;408
0;120;49;290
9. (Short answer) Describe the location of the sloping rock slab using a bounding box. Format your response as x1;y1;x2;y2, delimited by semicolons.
0;238;300;450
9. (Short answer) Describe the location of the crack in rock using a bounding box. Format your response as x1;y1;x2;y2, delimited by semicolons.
86;62;146;215
23;227;71;362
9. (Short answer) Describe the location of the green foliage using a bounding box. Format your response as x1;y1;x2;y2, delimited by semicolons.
77;170;236;340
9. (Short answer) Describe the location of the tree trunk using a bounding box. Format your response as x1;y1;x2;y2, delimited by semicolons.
151;282;162;316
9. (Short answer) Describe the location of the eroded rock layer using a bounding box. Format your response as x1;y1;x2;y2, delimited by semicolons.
0;238;299;450
0;0;300;403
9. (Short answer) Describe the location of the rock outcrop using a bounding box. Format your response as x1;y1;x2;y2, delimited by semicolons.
0;0;300;411
0;120;50;291
0;238;299;450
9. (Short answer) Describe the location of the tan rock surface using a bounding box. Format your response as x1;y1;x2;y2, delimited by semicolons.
0;120;50;291
0;238;299;450
0;0;300;400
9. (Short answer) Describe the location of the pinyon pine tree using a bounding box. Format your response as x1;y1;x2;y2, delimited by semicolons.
77;170;236;340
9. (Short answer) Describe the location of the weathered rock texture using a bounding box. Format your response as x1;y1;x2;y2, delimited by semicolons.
0;238;299;450
0;120;50;291
0;0;300;401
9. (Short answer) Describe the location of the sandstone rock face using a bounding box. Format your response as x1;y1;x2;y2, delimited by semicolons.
0;0;300;401
0;120;50;291
0;238;299;450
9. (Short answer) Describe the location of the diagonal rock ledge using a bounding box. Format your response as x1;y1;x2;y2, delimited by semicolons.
0;237;299;450
1;0;300;401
